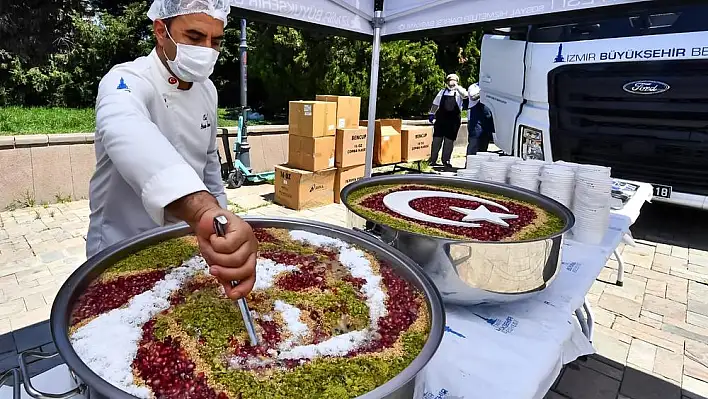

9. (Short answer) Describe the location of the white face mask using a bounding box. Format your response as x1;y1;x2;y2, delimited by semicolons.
162;26;219;83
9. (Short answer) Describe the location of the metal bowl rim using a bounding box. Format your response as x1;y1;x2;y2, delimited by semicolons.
340;174;576;244
50;217;445;399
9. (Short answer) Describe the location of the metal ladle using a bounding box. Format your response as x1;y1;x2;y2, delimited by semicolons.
213;215;259;346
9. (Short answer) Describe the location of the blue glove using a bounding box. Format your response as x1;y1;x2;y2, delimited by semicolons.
428;114;435;124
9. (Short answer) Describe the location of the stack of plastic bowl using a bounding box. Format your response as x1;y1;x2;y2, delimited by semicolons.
539;164;575;208
479;160;509;183
496;156;520;168
509;161;545;192
457;168;479;180
577;164;611;177
462;155;487;178
477;152;500;161
571;169;613;245
554;160;582;172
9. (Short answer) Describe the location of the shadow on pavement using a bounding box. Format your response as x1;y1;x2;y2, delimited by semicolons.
548;354;704;399
630;202;708;251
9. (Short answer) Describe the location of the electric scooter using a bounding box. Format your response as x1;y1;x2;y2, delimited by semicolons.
219;107;275;189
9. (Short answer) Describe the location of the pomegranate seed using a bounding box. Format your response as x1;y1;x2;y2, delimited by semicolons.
358;185;537;241
71;270;167;326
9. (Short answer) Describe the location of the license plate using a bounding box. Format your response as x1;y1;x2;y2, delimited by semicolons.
652;184;672;199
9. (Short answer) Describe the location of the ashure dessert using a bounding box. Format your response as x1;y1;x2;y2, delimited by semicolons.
348;184;565;241
69;229;429;399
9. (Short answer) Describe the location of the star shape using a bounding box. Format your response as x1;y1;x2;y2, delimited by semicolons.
449;205;519;227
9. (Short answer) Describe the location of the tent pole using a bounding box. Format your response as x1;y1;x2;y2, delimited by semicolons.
364;10;383;178
238;18;252;172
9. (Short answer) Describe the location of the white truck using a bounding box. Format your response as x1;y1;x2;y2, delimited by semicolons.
479;3;708;209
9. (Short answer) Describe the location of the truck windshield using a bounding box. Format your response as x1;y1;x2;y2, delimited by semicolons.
527;4;708;42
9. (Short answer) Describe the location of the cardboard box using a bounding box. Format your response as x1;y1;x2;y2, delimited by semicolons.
335;165;366;203
316;95;361;129
274;165;335;210
335;127;367;168
288;135;336;172
374;126;402;165
360;119;403;135
289;101;337;137
401;125;433;162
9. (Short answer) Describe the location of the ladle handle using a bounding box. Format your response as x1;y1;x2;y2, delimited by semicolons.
213;216;259;346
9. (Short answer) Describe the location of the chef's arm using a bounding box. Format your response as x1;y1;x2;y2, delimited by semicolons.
95;69;211;226
429;90;443;114
456;85;468;98
165;191;219;228
204;127;228;209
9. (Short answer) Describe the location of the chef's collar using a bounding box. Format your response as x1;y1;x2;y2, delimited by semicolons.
149;48;183;90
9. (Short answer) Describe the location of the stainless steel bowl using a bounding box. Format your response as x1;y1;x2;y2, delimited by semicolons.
40;217;444;399
340;175;575;305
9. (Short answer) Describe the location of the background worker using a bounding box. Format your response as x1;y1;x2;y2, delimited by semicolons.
428;73;468;168
466;83;495;155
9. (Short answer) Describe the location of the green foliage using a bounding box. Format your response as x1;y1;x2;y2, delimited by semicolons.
0;107;247;134
0;107;96;134
1;2;482;121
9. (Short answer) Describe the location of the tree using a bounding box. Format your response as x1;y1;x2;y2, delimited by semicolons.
0;0;87;64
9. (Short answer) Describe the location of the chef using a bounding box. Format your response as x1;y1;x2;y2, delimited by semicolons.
87;0;257;299
466;83;495;155
428;74;468;168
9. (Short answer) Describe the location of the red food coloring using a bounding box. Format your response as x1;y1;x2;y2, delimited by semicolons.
134;321;227;399
359;185;537;241
71;270;166;326
253;229;276;243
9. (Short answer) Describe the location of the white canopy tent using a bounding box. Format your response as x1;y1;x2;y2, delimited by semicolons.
230;0;657;176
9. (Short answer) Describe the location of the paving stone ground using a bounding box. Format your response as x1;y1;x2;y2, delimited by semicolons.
2;153;708;398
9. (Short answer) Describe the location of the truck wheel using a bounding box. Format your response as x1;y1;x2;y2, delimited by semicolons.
227;170;246;189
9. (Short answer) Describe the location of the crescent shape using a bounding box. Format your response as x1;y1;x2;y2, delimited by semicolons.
382;190;512;228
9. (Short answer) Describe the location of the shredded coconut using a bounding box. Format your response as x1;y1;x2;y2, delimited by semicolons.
274;300;309;350
70;257;208;398
278;330;371;360
254;258;298;291
289;230;388;328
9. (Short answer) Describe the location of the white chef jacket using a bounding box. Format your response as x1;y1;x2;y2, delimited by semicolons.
87;48;227;258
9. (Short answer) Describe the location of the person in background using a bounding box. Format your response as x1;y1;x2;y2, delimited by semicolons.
87;0;257;299
466;83;495;155
428;73;468;168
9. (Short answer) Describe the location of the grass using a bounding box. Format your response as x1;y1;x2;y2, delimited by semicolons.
0;107;96;135
0;107;274;135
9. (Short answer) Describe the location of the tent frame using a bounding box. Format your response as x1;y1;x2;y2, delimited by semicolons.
363;10;384;178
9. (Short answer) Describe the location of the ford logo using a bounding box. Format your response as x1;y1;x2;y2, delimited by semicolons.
622;80;670;95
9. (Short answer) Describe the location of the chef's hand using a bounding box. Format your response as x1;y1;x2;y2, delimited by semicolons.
167;191;258;300
196;208;257;299
428;113;435;124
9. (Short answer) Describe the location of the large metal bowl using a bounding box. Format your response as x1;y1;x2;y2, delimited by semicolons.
40;217;444;399
340;175;575;305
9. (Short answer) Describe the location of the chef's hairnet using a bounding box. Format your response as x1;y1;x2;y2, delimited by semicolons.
469;83;481;97
148;0;231;25
446;73;459;82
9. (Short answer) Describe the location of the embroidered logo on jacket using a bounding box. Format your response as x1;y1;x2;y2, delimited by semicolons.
201;114;211;130
116;78;130;92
